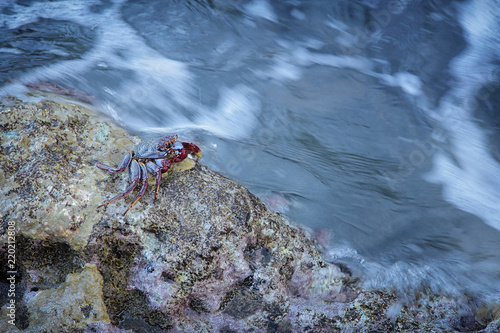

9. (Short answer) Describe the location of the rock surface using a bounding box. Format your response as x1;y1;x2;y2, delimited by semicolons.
1;93;499;332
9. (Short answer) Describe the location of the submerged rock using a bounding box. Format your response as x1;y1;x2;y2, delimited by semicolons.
1;94;498;332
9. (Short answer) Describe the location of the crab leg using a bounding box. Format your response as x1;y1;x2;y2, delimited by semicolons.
96;151;133;173
122;162;148;215
97;159;141;208
154;167;162;200
146;159;171;200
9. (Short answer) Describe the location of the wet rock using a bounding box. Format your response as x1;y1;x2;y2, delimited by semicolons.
0;95;132;250
1;94;499;332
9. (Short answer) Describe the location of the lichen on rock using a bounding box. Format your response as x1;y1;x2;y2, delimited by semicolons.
1;93;498;332
27;264;108;329
0;95;135;250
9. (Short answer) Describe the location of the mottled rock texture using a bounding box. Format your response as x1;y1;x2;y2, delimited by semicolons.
1;94;499;332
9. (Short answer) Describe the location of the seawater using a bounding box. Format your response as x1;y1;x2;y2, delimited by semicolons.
1;0;499;302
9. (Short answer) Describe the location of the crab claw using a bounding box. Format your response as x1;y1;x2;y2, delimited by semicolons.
182;142;203;161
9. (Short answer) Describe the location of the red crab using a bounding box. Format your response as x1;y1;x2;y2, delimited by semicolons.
96;135;202;215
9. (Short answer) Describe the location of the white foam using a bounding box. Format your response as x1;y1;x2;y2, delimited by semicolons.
460;0;499;47
127;56;194;110
244;0;277;22
0;0;103;29
0;47;22;54
292;46;374;71
0;0;262;141
425;97;500;230
0;1;139;85
195;84;261;139
258;44;374;82
424;0;500;231
261;54;302;81
380;72;423;96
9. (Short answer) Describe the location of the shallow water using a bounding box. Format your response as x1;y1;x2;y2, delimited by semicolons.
1;0;499;302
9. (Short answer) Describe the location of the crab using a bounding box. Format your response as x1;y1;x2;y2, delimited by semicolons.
96;135;202;215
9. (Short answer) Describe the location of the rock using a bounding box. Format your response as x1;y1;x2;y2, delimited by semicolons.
0;95;132;250
24;264;108;330
1;93;498;332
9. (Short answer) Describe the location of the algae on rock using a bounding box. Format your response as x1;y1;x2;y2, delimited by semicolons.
0;96;136;250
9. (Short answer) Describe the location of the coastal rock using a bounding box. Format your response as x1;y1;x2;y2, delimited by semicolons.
0;95;132;250
0;94;497;332
25;264;109;331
